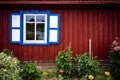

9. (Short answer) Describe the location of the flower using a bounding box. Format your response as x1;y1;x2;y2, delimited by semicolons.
88;75;94;80
116;37;118;40
114;46;120;51
42;71;48;76
113;40;118;46
110;38;120;52
105;71;110;76
59;69;64;74
3;69;7;72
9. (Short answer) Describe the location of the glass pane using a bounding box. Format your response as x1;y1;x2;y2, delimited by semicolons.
26;16;35;22
36;23;45;40
26;23;35;40
36;16;45;22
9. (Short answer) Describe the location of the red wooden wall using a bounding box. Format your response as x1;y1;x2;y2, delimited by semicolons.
0;0;119;1
0;5;120;62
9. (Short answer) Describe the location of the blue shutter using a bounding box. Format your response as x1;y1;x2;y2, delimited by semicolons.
10;13;21;43
49;14;60;44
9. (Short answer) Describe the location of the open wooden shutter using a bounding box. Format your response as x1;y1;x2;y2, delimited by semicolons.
10;13;21;43
49;14;60;44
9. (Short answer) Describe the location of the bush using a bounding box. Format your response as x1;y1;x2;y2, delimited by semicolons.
80;75;88;80
95;71;113;80
2;48;13;56
79;71;113;80
95;74;105;80
20;62;41;80
0;52;21;80
41;70;53;80
74;53;99;78
109;37;120;80
55;47;73;79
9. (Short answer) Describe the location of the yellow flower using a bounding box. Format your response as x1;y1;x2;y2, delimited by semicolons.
42;71;48;76
88;75;94;80
105;71;110;76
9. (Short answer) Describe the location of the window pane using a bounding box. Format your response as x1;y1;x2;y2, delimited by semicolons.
26;23;35;40
36;16;45;22
36;23;45;40
26;16;35;22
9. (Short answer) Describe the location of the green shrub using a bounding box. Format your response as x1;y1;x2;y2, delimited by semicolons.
109;38;120;80
80;75;88;80
20;62;41;80
95;71;114;80
0;52;21;80
74;53;99;78
109;56;119;80
41;70;53;80
55;47;73;79
2;48;13;56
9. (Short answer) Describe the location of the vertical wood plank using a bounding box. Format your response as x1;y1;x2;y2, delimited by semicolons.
98;10;104;59
77;10;83;54
102;9;109;59
88;9;93;56
82;9;88;52
0;10;3;52
93;9;99;58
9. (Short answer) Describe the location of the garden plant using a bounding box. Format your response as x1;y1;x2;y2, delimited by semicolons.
20;62;42;80
109;37;120;80
55;46;73;80
0;45;116;80
74;53;100;79
0;49;21;80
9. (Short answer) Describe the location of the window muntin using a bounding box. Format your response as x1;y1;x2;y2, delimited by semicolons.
23;14;47;44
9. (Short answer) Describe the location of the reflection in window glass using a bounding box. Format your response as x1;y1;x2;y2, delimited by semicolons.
36;16;45;22
36;23;45;40
26;23;35;40
26;16;35;22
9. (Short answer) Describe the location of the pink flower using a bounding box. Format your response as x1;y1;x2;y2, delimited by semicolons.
114;46;120;51
113;40;118;46
116;37;118;40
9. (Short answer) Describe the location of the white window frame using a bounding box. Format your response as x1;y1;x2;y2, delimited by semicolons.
23;14;48;44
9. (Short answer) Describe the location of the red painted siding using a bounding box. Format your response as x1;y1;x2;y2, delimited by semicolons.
0;0;119;1
0;11;3;51
0;7;120;62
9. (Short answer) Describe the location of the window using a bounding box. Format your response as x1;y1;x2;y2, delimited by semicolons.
10;10;60;45
23;14;47;44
